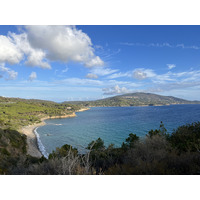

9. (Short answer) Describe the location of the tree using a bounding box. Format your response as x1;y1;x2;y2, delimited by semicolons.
147;121;167;138
87;138;105;151
49;144;78;159
122;133;139;150
168;122;200;152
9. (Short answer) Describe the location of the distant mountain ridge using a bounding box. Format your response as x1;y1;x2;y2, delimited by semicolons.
66;92;200;107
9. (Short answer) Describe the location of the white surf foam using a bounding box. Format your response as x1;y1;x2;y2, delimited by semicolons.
34;127;49;159
47;123;63;126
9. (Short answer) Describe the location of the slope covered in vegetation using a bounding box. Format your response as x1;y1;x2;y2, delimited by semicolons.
0;96;82;130
1;121;200;175
0;128;27;174
67;92;200;107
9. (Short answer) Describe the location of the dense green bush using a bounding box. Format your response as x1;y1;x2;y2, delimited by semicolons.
87;137;105;151
0;128;27;174
49;144;78;159
168;122;200;152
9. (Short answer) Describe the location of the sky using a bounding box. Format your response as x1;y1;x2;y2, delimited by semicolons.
0;25;200;102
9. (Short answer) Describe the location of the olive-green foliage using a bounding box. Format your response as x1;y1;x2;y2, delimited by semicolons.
49;144;78;159
105;122;200;175
0;128;27;174
87;138;124;174
121;133;139;150
0;96;82;130
168;122;200;152
147;121;168;138
87;137;105;151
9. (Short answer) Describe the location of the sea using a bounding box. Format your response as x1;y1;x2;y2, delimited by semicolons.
35;104;200;158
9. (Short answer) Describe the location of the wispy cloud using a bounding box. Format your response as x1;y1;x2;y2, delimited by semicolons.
147;81;200;93
89;67;119;76
106;68;156;80
133;69;156;80
167;64;176;70
28;72;37;81
104;67;200;96
86;73;98;79
56;78;103;86
53;77;141;90
120;42;200;50
0;64;18;80
62;67;69;73
106;71;131;79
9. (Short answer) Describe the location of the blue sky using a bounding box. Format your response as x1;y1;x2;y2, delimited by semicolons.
0;25;200;102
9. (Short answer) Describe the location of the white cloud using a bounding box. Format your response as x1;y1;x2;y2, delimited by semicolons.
106;71;131;79
167;64;176;70
28;72;37;81
108;80;141;87
103;85;129;95
54;77;141;89
85;56;104;68
176;44;200;50
25;50;50;69
120;42;200;50
62;67;69;73
0;64;18;80
0;26;103;70
90;67;119;76
153;69;200;84
154;72;175;83
86;73;98;79
0;35;23;64
57;78;103;86
133;68;156;80
7;70;18;80
147;81;200;94
25;25;104;67
133;70;147;80
9;32;51;69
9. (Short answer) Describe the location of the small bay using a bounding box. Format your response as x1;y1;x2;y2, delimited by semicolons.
37;104;200;155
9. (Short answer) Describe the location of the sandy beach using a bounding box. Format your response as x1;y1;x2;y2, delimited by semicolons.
20;122;45;158
19;109;89;158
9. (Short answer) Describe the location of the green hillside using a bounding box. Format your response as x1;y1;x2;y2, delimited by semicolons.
0;96;82;130
66;92;200;107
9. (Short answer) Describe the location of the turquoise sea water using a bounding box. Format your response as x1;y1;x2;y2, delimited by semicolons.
36;104;200;157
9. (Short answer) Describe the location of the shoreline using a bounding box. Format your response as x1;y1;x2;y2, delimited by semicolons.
86;103;200;108
19;108;90;158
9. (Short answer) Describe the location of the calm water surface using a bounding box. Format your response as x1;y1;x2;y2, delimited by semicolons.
37;104;200;156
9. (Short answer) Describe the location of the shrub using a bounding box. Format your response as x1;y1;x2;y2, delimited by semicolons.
168;122;200;152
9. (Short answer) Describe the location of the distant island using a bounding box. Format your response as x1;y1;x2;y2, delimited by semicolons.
66;92;200;107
